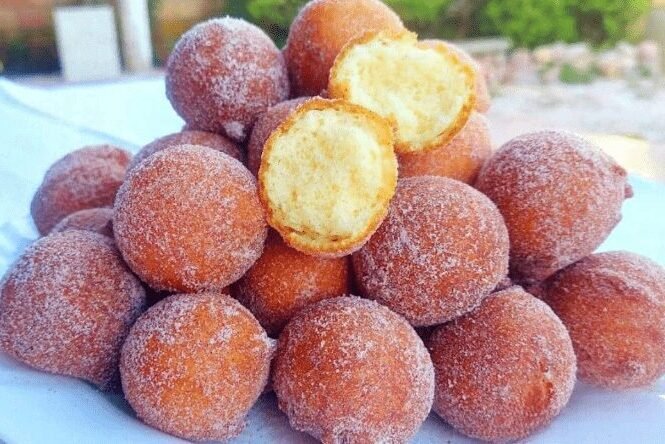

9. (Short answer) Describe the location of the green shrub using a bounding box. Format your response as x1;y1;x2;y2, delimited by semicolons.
485;0;578;48
575;0;650;46
485;0;650;48
246;0;305;29
243;0;456;44
558;63;597;84
384;0;451;22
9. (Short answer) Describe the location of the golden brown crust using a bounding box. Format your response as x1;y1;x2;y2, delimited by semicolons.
328;31;476;154
258;97;397;257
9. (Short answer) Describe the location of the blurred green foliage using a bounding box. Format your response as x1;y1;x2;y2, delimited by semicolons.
485;0;578;48
575;0;650;46
486;0;650;48
385;0;451;21
559;63;598;84
241;0;479;45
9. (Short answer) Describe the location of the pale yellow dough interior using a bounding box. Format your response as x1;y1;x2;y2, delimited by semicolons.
332;35;470;152
263;107;396;246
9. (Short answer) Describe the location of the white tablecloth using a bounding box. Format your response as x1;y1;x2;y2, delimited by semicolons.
0;77;663;443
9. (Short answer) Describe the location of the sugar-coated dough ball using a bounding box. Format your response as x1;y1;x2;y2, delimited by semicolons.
353;176;509;326
50;207;114;237
247;98;310;176
166;18;289;141
397;112;492;183
0;231;146;389
31;145;131;235
542;251;665;389
273;296;434;443
285;0;404;96
476;131;632;283
428;287;576;442
114;145;267;292
128;130;243;173
120;293;273;441
233;231;350;336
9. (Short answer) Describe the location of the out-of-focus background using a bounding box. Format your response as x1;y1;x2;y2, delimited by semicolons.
0;0;664;180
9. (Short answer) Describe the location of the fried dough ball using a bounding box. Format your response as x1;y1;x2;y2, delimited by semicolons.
541;251;665;389
329;31;475;154
397;112;492;183
31;145;131;235
233;231;350;336
50;207;114;237
120;293;273;441
476;131;633;283
247;98;309;176
353;176;509;326
165;18;289;141
128;130;243;173
114;145;267;292
428;287;576;442
258;98;397;257
0;231;146;390
284;0;404;96
273;296;434;443
421;39;491;113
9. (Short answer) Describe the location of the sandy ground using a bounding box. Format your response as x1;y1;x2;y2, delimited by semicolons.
486;80;665;148
485;80;665;181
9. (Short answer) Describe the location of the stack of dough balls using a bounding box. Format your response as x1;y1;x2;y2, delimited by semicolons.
2;1;664;443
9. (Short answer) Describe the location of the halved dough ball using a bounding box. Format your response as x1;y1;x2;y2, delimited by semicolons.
258;98;397;257
247;98;310;176
329;31;475;154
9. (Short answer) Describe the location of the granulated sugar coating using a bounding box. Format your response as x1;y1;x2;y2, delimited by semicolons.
541;251;665;389
128;130;243;173
166;17;289;141
233;230;350;336
120;293;274;442
246;97;310;176
50;207;114;237
476;130;632;284
273;296;434;443
421;39;491;113
284;0;405;96
31;145;131;235
0;231;146;390
353;176;509;326
113;145;267;292
397;112;492;183
428;287;577;442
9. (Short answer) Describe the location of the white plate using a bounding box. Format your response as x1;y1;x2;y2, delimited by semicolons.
1;77;664;443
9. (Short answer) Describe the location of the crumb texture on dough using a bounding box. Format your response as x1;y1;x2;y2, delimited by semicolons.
259;99;397;256
329;32;475;153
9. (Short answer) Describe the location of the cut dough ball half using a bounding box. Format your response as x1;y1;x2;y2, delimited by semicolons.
329;31;476;154
258;98;397;257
